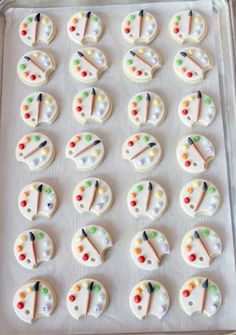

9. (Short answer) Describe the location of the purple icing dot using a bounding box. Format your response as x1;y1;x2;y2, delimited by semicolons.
79;157;86;165
159;305;166;313
47;203;54;210
92;30;99;36
95;203;103;211
103;238;109;245
208;204;216;212
46;112;51;119
206;147;213;154
43;303;51;312
138;158;146;166
161;243;169;253
44;249;51;257
94;304;102;313
98;58;104;65
213;243;221;251
211;304;219;312
45;31;51;36
152;207;159;215
96;110;103;116
32;158;39;166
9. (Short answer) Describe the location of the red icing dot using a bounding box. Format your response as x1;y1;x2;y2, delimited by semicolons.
69;26;76;32
69;295;76;302
69;142;75;148
128;141;134;147
182;109;188;115
130;201;137;207
17;302;24;309
81;71;87;77
136;70;142;76
76;106;82;112
138;255;145;263
24;113;30;119
20;200;27;207
124;27;130;34
182;290;190;297
19;254;26;261
76;195;83;201
184;197;190;204
185;160;191;167
82;253;89;261
173;27;179;33
131;110;138;116
134;295;141;303
188;254;196;262
21;30;27;36
19;143;25;150
30;74;36;81
187;72;193;78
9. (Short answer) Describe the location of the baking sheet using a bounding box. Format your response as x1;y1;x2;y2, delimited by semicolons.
0;0;236;334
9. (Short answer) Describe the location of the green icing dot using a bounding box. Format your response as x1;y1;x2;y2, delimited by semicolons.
208;187;216;193
127;59;133;65
175;15;181;21
37;232;44;239
92;16;98;22
150;231;157;238
41;287;49;295
202;229;210;237
85;181;92;187
81;91;89;98
210;284;217;293
142;135;149;143
44;187;51;194
26;97;33;103
136;185;143;192
89;227;97;234
129;14;135;20
19;64;26;71
93;284;101;292
32;135;40;142
204;98;212;105
136;95;142;102
176;59;182;66
193;135;201;142
26;17;33;23
153;284;160;292
73;59;80;65
85;134;92;141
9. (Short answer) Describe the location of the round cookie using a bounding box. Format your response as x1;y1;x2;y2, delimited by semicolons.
73;178;112;216
20;92;58;127
69;47;108;83
176;134;215;174
17;50;56;87
73;87;112;124
127;180;168;220
179;276;222;317
123;46;162;83
129;280;170;320
67;11;103;45
13;279;56;324
18;181;57;221
130;229;170;271
67;278;109;319
71;224;113;267
19;13;56;47
173;47;212;83
169;10;207;44
65;132;104;171
122;133;162;172
181;227;222;268
14;229;54;270
16;132;55;172
128;91;166;127
121;10;158;44
178;91;216;127
180;179;221;217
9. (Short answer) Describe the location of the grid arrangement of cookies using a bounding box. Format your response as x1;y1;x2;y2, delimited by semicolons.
14;9;221;324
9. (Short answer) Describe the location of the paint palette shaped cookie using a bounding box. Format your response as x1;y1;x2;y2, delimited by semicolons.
67;278;109;319
130;280;170;319
14;229;54;270
122;133;162;172
16;133;55;172
179;276;222;317
178;91;216;127
19;13;56;47
130;229;170;271
121;10;158;44
181;227;222;268
73;87;112;124
127;180;167;220
180;179;220;217
13;279;56;324
73;178;112;216
169;10;207;44
71;225;113;267
69;48;108;83
176;134;215;174
128;92;166;127
20;92;58;127
17;50;56;87
173;47;212;83
67;11;103;45
65;132;104;171
123;46;162;83
18;181;57;221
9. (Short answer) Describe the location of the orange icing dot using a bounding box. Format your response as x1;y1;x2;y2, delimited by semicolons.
74;284;80;291
76;66;81;72
187;283;195;290
74;136;81;142
72;18;78;24
23;71;29;77
79;187;84;192
131;102;137;108
185;245;191;252
187;188;193;194
134;248;141;255
16;245;23;252
131;192;136;199
182;101;189;107
76;98;82;104
135;287;142;294
21;23;27;29
18;292;25;299
130;66;135;72
77;246;83;253
23;136;30;143
23;191;29;198
179;67;186;73
181;153;188;159
22;105;28;111
134;135;140;141
126;20;131;26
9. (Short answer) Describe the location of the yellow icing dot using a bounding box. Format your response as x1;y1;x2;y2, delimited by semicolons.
194;279;201;286
42;148;49;155
138;48;144;54
26;286;32;293
20;236;27;243
181;153;188;159
187;283;195;290
136;287;142;294
78;12;84;18
179;67;186;73
150;149;157;157
42;17;49;24
156;191;163;198
187;187;193;194
188;96;195;102
185;245;191;252
187;237;193;243
76;236;84;243
83;280;89;288
97;95;104;102
18;292;25;299
145;15;152;22
153;99;160;106
77;246;83;253
182;101;189;107
74;284;80;292
45;98;52;105
188;49;194;55
98;187;106;195
131;192;136;199
141;283;147;290
74;136;81;142
182;145;188;151
194;16;201;23
87;49;93;56
92;150;100;157
34;51;40;58
134;248;141;255
193;182;200;188
23;136;31;143
32;184;37;190
135;238;142;245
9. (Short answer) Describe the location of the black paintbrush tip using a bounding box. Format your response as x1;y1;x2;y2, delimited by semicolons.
130;50;136;57
37;184;43;192
146;93;151;101
92;88;96;96
147;282;154;294
77;51;84;57
188;137;194;145
82;228;87;238
37;93;42;102
95;180;99;188
202;279;208;289
24;56;31;61
33;281;40;291
202;181;208;190
180;51;187;57
86;11;91;19
148;182;152;191
39;140;47;148
189;10;193;16
194;230;200;239
93;140;101;145
148;142;156;148
34;13;40;22
197;91;202;99
29;231;35;241
139;9;144;17
142;230;148;241
87;281;94;291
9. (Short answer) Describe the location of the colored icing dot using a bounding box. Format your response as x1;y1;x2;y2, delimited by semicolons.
30;74;36;81
182;290;190;297
142;135;149;143
26;97;33;103
131;110;137;116
181;153;187;159
16;245;23;252
18;292;25;299
175;15;181;21
182;101;189;107
92;16;98;22
81;91;89;98
187;72;193;78
131;200;137;207
26;17;32;23
185;161;191;167
69;26;76;32
129;15;135;20
85;181;92;187
82;253;89;261
44;187;51;194
193;135;201;142
187;188;193;194
21;30;27;36
42;287;49;295
185;245;191;251
188;254;196;262
124;27;130;34
76;195;83;201
153;284;160;292
138;255;145;263
81;71;87;77
76;106;82;112
156;191;162;198
187;237;193;243
127;59;133;65
136;185;142;192
37;232;44;239
20;200;27;207
203;229;210;237
74;285;80;291
24;113;30;119
19;64;26;71
128;141;134;147
89;227;96;234
85;134;92;141
73;59;80;65
17;302;24;309
150;231;157;238
204;98;212;105
184;197;190;204
19;254;26;261
134;248;141;255
77;246;83;253
209;187;216;193
69;294;76;302
210;284;217;293
187;283;195;290
173;27;179;33
136;95;142;102
176;59;182;66
182;109;188;115
93;285;101;292
32;135;40;142
136;70;142;76
134;295;141;303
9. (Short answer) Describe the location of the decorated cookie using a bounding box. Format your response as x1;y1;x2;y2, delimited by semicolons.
123;46;162;83
13;279;56;323
67;278;109;319
17;50;56;87
130;280;170;319
20;92;58;127
121;10;158;44
19;13;56;47
73;87;112;124
65;132;104;171
69;48;108;83
73;178;112;216
179;276;222;317
128;91;166;127
67;11;103;45
173;47;212;83
169;10;207;44
176;134;215;174
71;225;113;267
16;132;55;172
130;229;170;271
14;229;54;270
181;227;222;268
122;133;162;172
18;181;57;221
127;180;167;220
178;91;216;127
180;179;220;217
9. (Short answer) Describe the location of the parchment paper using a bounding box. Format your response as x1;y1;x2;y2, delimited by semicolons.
0;1;236;334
